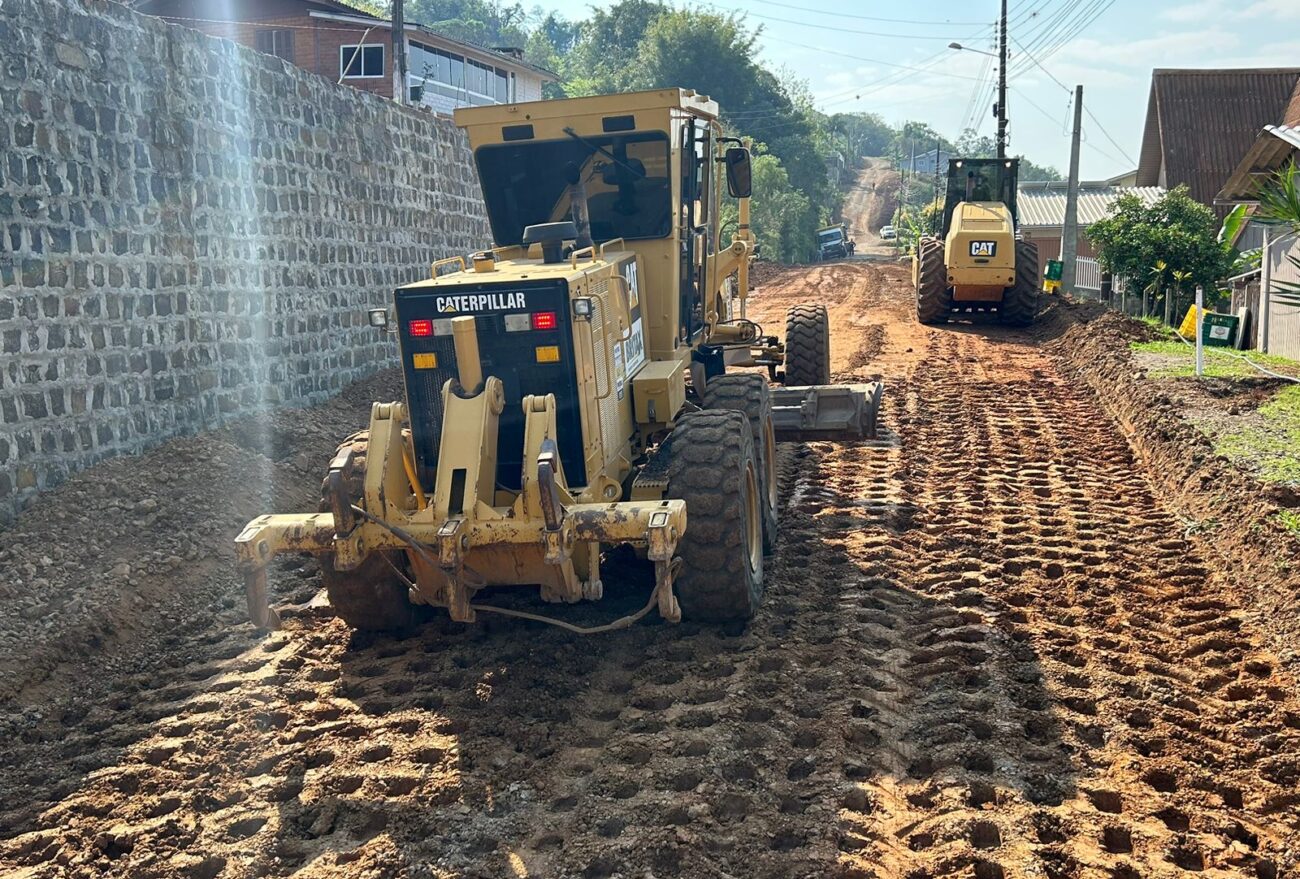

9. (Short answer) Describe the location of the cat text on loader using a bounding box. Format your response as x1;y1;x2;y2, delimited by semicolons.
913;158;1040;326
234;88;882;633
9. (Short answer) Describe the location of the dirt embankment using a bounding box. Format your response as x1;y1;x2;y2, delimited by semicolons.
1040;301;1300;655
0;370;404;704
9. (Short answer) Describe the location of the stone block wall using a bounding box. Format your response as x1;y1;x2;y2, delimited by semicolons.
0;0;491;524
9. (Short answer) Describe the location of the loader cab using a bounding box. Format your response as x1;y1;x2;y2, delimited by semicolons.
941;158;1019;236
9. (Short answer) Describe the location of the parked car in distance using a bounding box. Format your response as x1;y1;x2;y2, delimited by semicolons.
880;225;897;240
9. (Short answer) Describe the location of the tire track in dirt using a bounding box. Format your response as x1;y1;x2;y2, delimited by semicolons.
2;263;1299;878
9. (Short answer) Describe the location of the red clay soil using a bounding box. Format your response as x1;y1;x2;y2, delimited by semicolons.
1041;301;1300;656
0;266;1298;879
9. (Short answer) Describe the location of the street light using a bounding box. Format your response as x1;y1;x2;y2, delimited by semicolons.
949;42;997;58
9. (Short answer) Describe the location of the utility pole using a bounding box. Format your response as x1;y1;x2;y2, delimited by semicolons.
996;0;1008;159
392;0;407;105
1060;85;1083;294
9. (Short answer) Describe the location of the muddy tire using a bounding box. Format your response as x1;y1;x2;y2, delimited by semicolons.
916;238;951;324
318;431;417;632
702;374;779;554
663;411;764;622
784;304;831;386
1001;240;1041;327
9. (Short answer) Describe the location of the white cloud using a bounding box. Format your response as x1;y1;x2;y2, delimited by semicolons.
1161;0;1232;22
1241;0;1300;19
1052;30;1241;68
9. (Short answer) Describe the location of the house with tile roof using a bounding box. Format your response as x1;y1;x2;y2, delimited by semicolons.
1136;68;1300;219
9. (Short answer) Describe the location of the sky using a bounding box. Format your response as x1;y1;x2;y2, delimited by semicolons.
533;0;1300;179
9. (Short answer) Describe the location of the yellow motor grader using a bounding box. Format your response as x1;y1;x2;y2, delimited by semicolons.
235;88;882;632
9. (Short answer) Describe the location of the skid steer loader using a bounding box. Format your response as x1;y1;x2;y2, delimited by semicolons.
913;157;1040;326
235;88;882;632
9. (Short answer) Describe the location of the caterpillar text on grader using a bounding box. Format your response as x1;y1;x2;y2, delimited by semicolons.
913;157;1040;326
235;88;882;633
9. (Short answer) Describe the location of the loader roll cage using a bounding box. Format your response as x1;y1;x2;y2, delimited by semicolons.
941;157;1020;236
474;131;673;245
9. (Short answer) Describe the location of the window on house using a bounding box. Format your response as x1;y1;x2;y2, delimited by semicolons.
405;39;514;103
254;28;294;60
340;44;384;78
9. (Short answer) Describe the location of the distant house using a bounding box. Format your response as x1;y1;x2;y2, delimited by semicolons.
1135;68;1300;218
1017;180;1164;260
909;148;952;177
133;0;557;113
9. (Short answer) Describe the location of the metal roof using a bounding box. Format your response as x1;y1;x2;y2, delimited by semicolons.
1217;124;1300;203
1016;183;1165;229
1135;68;1300;215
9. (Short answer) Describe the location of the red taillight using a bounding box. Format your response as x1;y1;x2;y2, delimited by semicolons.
531;311;558;331
409;319;433;337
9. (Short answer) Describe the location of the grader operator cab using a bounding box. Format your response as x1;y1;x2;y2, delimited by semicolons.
913;158;1040;326
235;89;882;633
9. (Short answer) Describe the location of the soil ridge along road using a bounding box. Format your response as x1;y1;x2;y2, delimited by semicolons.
2;264;1299;876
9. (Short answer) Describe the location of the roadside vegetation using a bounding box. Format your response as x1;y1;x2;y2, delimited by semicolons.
1130;329;1300;492
1130;338;1300;379
1089;186;1237;321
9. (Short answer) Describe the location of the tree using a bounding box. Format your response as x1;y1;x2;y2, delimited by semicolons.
1088;186;1236;317
404;0;529;46
828;112;893;162
719;151;810;262
563;0;666;95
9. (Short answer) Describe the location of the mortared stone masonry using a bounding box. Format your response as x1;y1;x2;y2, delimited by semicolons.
0;0;490;524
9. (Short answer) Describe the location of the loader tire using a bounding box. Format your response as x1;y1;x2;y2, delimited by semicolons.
1001;240;1041;327
318;431;417;633
916;238;951;324
702;374;779;554
663;411;764;622
784;304;831;386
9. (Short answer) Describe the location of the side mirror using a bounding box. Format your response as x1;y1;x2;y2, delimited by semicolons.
725;147;752;199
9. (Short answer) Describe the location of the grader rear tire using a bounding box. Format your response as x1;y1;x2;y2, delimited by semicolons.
916;238;952;324
663;411;764;622
784;304;831;386
702;374;779;554
1001;240;1041;327
318;431;417;632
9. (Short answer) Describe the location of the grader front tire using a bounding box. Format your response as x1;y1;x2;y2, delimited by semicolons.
663;411;764;622
318;431;417;633
784;304;831;386
702;374;780;554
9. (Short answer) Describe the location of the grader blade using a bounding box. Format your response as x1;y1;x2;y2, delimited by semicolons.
770;382;883;441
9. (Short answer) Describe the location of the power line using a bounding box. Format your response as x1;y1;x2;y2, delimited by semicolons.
740;0;988;26
1008;36;1072;93
698;2;987;40
1083;106;1137;167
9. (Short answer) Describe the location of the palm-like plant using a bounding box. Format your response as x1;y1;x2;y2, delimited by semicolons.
1255;160;1300;304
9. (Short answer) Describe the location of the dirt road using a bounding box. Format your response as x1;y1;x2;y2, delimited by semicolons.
841;159;901;260
3;264;1299;878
